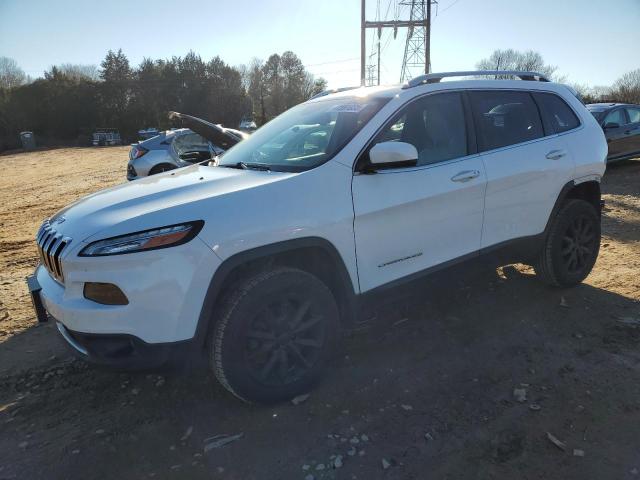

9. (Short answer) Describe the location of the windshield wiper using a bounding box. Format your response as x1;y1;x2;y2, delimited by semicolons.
219;162;271;171
240;162;271;171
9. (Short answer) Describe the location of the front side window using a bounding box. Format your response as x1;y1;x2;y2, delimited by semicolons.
217;96;390;172
604;109;627;126
533;92;580;134
625;107;640;124
470;90;543;151
372;92;467;166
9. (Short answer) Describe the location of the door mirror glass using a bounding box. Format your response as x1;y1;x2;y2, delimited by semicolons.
368;141;418;169
604;122;620;129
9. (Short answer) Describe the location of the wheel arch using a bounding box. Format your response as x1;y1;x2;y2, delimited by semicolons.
545;179;602;234
193;237;358;347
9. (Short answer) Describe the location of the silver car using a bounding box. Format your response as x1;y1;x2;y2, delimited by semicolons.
127;112;247;180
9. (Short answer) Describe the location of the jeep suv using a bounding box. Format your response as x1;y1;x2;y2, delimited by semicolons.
28;71;607;403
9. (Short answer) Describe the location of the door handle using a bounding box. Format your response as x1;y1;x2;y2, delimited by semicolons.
451;170;480;182
546;149;566;160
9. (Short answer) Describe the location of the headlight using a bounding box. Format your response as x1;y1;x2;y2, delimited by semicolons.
79;221;203;257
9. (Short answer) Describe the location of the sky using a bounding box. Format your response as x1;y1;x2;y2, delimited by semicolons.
0;0;638;89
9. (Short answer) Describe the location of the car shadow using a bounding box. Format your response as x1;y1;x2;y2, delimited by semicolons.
1;259;640;480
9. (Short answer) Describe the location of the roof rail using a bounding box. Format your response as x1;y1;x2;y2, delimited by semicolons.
403;70;550;89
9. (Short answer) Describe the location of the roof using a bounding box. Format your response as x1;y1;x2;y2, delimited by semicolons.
310;80;574;106
586;103;630;109
310;70;560;103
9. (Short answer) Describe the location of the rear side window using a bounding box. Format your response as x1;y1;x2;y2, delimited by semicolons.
604;109;627;126
533;92;580;134
469;90;543;152
625;107;640;124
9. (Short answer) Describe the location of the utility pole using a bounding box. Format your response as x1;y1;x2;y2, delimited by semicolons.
360;0;366;86
377;28;381;85
361;0;433;86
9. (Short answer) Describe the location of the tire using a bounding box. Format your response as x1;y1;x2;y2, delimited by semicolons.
534;199;601;287
149;164;176;175
209;267;340;404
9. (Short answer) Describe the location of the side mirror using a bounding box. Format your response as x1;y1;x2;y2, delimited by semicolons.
367;141;418;170
604;122;620;129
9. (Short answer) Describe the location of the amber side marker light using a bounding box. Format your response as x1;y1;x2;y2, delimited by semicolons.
84;282;129;305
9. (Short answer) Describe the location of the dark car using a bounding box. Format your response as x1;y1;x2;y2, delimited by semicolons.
586;103;640;162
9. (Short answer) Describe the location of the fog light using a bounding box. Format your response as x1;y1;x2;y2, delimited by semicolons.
84;282;129;305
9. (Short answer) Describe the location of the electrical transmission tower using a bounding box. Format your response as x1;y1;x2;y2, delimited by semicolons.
400;0;433;83
360;0;434;86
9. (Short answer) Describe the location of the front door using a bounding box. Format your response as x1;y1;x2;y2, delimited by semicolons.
352;92;487;292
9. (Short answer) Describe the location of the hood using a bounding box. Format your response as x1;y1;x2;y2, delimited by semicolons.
168;111;248;150
49;164;293;246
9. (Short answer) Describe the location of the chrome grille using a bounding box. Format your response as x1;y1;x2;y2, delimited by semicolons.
36;220;71;283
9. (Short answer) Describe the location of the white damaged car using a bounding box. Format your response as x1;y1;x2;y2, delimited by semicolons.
29;71;606;403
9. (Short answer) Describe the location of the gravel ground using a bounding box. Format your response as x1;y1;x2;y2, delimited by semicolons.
0;147;639;480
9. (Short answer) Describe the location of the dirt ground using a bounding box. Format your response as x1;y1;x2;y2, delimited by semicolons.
1;147;639;480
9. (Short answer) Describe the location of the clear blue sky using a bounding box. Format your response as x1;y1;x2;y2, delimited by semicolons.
1;0;638;88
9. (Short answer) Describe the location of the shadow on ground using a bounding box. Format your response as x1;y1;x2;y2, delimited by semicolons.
1;262;639;480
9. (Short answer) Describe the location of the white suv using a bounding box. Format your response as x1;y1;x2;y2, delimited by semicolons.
28;71;607;403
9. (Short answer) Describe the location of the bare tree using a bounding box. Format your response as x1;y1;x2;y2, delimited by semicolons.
476;49;557;80
56;63;100;82
0;56;27;89
610;69;640;104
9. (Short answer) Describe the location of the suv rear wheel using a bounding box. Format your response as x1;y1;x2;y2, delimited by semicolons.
535;199;601;287
209;267;339;403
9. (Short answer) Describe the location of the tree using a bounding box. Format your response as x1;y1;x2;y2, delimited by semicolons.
56;64;100;82
0;48;325;151
262;53;284;120
476;49;557;80
304;75;327;99
100;49;132;82
610;69;640;104
0;57;27;89
99;49;133;134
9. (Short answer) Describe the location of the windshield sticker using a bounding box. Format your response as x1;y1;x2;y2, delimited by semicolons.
329;103;368;113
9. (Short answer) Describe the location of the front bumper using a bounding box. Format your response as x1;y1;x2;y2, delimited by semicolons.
32;236;220;345
55;321;192;368
28;274;180;367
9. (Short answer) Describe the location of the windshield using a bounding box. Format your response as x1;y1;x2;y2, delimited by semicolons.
217;96;390;172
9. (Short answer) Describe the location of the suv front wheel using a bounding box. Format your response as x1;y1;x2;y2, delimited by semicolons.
210;267;340;403
535;199;601;287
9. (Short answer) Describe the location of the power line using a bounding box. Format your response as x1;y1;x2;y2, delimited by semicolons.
438;0;462;14
304;57;359;68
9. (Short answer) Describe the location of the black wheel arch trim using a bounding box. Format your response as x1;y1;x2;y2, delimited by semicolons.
544;179;602;235
193;237;358;346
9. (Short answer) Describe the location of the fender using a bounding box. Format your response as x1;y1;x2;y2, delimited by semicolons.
193;237;358;345
544;179;602;235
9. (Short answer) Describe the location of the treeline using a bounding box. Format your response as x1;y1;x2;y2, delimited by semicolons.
0;50;327;151
476;49;640;105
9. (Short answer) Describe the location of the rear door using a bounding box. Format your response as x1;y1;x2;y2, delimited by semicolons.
352;91;487;292
469;90;576;248
602;107;630;159
623;106;640;155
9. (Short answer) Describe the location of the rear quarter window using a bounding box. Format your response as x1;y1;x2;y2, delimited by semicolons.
533;92;581;134
469;90;544;152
